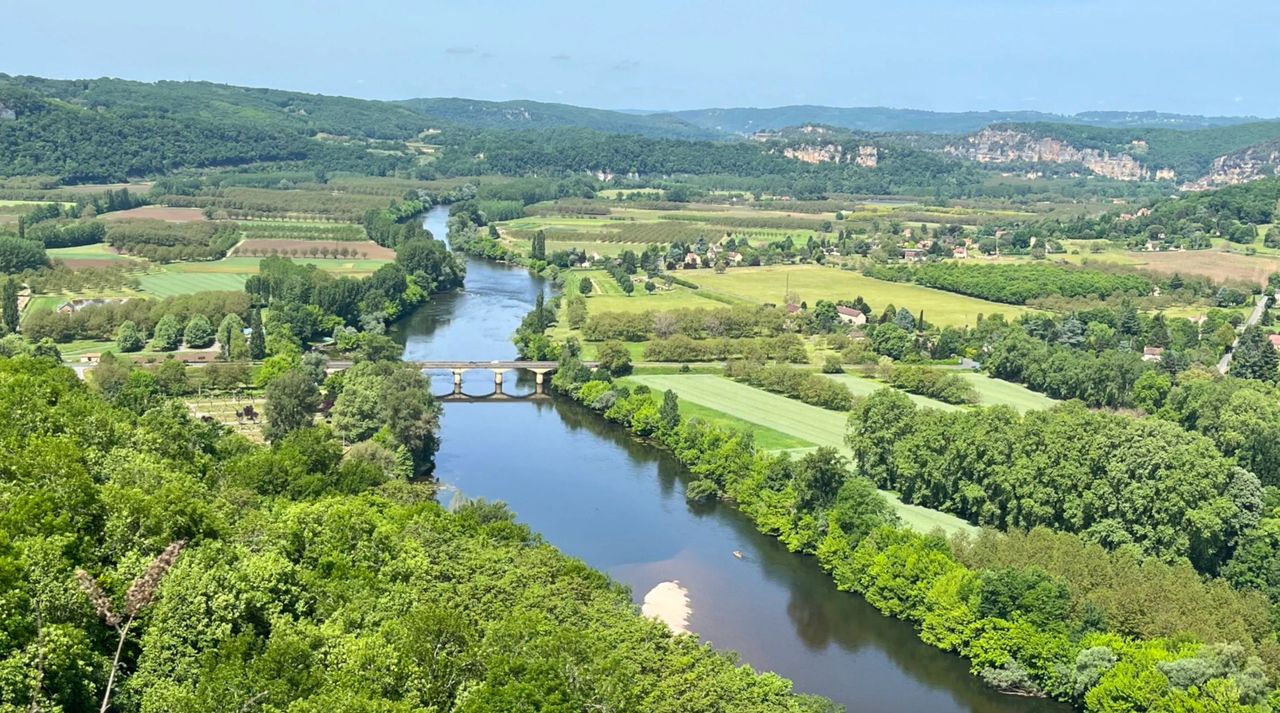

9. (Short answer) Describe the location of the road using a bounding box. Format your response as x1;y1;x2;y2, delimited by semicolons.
1218;291;1276;374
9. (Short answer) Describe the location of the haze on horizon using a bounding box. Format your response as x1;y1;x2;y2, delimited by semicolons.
3;0;1277;118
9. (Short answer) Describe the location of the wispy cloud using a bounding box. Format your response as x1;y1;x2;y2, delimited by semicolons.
444;46;477;55
550;53;572;62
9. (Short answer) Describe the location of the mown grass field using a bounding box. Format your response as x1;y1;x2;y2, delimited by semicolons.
956;372;1059;412
828;370;1058;413
685;265;1034;326
138;271;249;297
825;373;963;411
626;373;976;536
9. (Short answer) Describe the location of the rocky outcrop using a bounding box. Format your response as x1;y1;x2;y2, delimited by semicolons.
855;145;878;167
0;102;14;121
946;128;1151;181
783;143;844;164
781;142;879;167
1180;142;1280;191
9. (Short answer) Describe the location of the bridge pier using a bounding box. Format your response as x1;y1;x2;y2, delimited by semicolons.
493;368;509;395
530;368;551;395
452;369;464;395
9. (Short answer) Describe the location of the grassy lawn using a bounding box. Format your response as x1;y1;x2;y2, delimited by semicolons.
957;372;1059;413
139;271;249;297
824;373;963;411
618;382;812;451
626;373;976;536
684;265;1033;326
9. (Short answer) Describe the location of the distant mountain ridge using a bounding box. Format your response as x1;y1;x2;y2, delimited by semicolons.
397;98;721;140
657;105;1267;135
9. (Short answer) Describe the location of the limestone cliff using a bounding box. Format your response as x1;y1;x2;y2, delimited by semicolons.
1180;141;1280;191
780;142;878;167
946;127;1152;181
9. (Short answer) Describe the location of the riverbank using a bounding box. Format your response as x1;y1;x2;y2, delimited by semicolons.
410;204;1066;712
550;364;1238;711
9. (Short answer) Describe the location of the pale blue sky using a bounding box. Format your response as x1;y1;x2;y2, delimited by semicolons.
3;0;1276;116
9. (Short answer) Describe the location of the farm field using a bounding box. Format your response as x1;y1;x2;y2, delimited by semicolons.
626;373;976;536
686;265;1035;326
1053;241;1279;287
236;220;367;241
47;243;147;268
185;394;266;442
232;238;395;260
101;206;207;222
54;182;153;194
138;270;248;297
1130;249;1280;287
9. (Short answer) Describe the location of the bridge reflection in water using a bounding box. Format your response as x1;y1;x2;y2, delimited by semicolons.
331;360;596;402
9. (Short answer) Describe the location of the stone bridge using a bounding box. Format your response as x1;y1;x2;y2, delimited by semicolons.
327;360;596;399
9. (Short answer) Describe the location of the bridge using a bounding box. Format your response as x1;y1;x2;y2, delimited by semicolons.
327;359;596;400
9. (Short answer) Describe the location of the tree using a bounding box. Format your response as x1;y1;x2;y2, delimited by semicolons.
0;235;49;273
659;389;680;432
870;323;911;360
578;277;593;295
183;314;214;349
1;278;18;334
331;361;441;474
263;368;320;443
150;314;182;351
248;308;267;360
216;313;246;361
812;300;839;333
531;230;547;261
116;320;144;353
597;341;632;376
1231;327;1279;383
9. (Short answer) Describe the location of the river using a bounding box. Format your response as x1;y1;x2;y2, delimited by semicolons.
395;206;1065;713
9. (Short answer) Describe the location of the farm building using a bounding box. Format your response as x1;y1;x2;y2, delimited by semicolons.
836;306;867;326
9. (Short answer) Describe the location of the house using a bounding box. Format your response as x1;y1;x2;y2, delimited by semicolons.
683;252;701;268
902;248;925;262
56;298;126;314
836;306;867;326
784;303;802;315
1269;334;1280;350
726;251;744;265
1142;346;1165;362
952;245;969;259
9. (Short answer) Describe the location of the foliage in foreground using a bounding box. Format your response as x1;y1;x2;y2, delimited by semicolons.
0;355;832;713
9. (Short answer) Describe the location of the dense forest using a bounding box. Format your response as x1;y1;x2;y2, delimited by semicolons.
0;83;411;182
0;355;833;713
